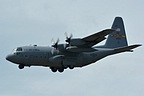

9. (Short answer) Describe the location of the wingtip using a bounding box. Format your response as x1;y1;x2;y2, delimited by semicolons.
132;44;142;48
136;44;142;47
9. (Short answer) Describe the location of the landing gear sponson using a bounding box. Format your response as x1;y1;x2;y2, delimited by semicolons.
18;64;74;73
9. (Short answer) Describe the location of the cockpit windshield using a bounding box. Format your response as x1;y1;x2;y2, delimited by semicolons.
16;47;23;51
12;47;23;54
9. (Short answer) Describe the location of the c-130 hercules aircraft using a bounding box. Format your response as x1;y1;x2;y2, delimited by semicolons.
6;17;141;72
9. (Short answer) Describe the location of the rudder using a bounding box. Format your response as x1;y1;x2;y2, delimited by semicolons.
105;17;128;48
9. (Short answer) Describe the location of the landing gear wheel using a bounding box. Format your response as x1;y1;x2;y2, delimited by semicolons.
69;65;74;69
58;68;64;73
18;64;24;69
50;67;57;72
63;66;68;69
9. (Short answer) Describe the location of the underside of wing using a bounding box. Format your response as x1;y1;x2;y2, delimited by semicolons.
81;29;115;47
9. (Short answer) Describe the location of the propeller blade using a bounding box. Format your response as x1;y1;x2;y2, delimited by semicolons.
51;38;55;45
64;32;68;39
51;38;59;49
65;32;73;44
51;48;54;54
70;33;73;38
56;38;59;44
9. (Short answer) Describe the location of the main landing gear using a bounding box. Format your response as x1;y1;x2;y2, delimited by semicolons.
50;65;74;73
17;64;74;73
50;67;64;73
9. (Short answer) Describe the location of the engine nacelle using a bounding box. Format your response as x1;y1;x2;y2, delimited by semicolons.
69;38;86;46
55;44;69;52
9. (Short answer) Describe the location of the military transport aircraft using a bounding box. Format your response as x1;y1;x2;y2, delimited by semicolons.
6;17;141;72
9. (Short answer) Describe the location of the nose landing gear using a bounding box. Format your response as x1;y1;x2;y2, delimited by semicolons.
18;64;24;69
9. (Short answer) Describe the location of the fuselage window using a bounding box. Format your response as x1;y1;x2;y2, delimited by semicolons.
16;52;20;55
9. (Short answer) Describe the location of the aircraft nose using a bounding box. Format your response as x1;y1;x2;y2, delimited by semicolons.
6;54;14;61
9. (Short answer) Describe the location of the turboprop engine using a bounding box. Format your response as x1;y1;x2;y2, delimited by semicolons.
66;38;86;46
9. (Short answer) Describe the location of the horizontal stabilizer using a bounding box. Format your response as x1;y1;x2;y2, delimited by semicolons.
114;44;142;53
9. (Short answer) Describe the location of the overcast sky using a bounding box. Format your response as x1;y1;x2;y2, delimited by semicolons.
0;0;144;96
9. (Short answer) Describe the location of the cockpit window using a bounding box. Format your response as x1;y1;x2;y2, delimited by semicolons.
16;47;23;51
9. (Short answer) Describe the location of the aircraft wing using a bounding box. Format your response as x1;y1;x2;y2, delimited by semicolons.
81;29;115;47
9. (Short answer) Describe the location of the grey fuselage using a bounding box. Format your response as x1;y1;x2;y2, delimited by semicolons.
6;45;113;68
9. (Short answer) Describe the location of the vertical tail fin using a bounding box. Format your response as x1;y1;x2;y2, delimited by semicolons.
105;17;128;48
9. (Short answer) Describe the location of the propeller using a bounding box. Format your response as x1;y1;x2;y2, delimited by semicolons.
65;32;73;44
51;38;59;49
